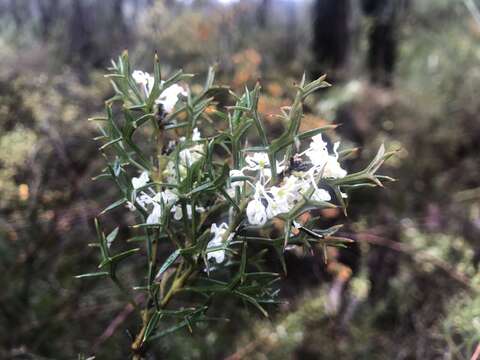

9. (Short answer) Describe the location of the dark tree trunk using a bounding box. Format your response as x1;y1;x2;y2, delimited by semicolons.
257;0;271;28
68;0;96;68
284;1;297;60
362;0;405;87
311;0;351;80
9;0;27;29
38;0;59;41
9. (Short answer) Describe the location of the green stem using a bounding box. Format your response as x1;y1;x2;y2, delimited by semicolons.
130;200;248;358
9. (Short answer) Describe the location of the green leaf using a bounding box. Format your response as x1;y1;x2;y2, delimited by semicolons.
75;272;109;279
148;320;189;341
233;290;269;317
99;137;123;150
155;249;181;280
95;218;109;260
108;248;140;264
99;198;127;215
106;227;119;248
133;113;154;129
143;311;161;342
239;242;247;283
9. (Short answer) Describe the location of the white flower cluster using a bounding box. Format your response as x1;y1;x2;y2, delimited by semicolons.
132;70;187;113
236;134;347;226
206;222;234;264
129;170;204;225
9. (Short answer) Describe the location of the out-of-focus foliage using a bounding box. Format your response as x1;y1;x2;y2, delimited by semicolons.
135;1;312;82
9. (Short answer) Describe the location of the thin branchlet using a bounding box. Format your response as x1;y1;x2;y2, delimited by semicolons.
81;51;393;359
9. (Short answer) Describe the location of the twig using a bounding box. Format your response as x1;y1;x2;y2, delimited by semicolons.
471;343;480;360
93;294;144;352
225;338;263;360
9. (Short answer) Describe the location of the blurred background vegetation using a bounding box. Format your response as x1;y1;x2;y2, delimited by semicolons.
1;0;480;359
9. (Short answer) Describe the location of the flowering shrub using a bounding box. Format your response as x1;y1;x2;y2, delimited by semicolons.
80;51;394;358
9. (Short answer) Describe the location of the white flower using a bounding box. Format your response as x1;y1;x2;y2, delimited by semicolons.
207;222;230;263
267;175;303;217
179;144;204;167
157;189;178;206
244;153;285;179
321;142;347;179
171;204;205;221
311;133;328;150
305;135;347;179
132;171;150;189
162;161;177;183
146;203;162;224
132;70;186;113
126;201;136;211
179;148;193;165
192;127;201;141
246;184;268;225
133;187;180;224
245;152;270;171
305;134;329;168
132;70;154;97
266;188;291;217
322;156;347;179
136;193;154;209
309;172;332;202
156;83;187;113
312;188;331;202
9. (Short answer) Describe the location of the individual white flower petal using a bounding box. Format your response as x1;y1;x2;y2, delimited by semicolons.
210;222;228;237
267;185;293;217
308;172;332;202
132;70;149;85
155;83;187;113
178;144;204;168
304;133;329;168
312;188;331;202
146;203;162;224
161;189;178;206
172;205;183;221
207;223;229;263
171;204;204;221
207;246;225;263
246;190;268;226
192;127;201;141
126;201;136;211
333;141;341;157
276;160;286;174
132;70;154;97
305;146;329;168
179;148;192;165
147;76;155;95
136;193;153;209
132;171;150;189
322;156;347;179
245;152;270;170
